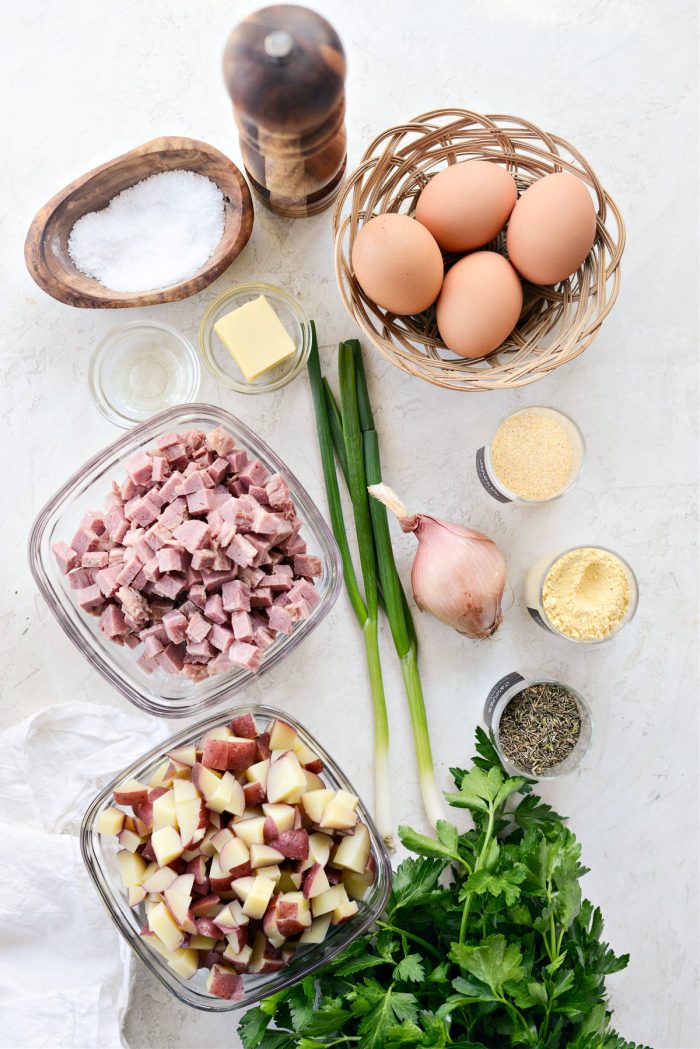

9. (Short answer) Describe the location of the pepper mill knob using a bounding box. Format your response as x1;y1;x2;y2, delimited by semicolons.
223;4;347;218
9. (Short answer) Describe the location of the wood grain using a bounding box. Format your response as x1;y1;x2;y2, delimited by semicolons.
24;136;254;308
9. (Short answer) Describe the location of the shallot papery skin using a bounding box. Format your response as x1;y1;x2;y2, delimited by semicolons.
369;484;506;639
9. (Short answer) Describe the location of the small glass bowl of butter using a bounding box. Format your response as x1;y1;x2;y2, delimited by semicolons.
198;282;311;394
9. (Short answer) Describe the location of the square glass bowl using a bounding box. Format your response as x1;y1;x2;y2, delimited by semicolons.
80;704;392;1012
28;404;341;718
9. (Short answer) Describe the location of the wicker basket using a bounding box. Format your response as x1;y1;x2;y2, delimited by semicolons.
333;109;625;392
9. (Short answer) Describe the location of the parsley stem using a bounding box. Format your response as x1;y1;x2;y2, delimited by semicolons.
459;803;496;944
375;920;442;961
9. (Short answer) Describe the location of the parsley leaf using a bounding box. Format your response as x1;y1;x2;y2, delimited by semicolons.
450;935;524;995
389;856;445;912
393;953;425;983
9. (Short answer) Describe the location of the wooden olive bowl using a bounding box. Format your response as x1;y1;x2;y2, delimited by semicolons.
24;136;254;309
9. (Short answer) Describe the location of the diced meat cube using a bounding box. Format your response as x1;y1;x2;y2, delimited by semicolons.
246;535;272;568
212;549;231;571
164;443;188;465
209;623;234;651
151;456;170;483
117;586;150;625
222;580;251;612
156;643;186;674
95;566;121;598
207;651;233;675
77;584;103;611
137;652;158;675
229;641;262;673
267;605;293;634
163;609;188;645
187;489;217;515
239;459;269;487
186;612;212;643
186;638;215;662
122;528;145;547
123;632;141;650
80;511;105;536
280;534;306;557
153;573;186;600
200;568;237;591
105;506;129;543
181;471;207;495
158;471;184;504
207;458;229;484
227;450;248;473
249;506;293;541
69;567;96;590
288;578;321;608
157;506;183;532
142;556;161;582
153;431;181;450
120;477;137;501
231;610;253;641
157;547;185;574
192;548;216;571
129;496;160;528
71;527;101;557
125;452;153;486
149;600;173;621
247;485;270;505
207;426;236;457
172;520;211;553
100;604;127;638
204;592;227;625
253;623;276;650
293;555;321;579
52;541;78;575
240;566;265;588
265;473;293;510
286;599;311;622
264;573;293;591
226;534;256;568
143;634;164;658
250;588;272;609
183;662;209;682
189;583;207;609
116;558;143;588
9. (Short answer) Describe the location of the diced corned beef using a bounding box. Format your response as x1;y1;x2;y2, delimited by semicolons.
162;609;188;644
120;477;137;501
125;452;153;485
187;489;217;515
129;495;160;527
275;563;294;577
108;548;125;565
122;528;145;547
239;566;265;588
99;604;126;637
156;506;183;533
153;431;181;450
182;662;209;682
200;567;238;591
186;612;212;643
204;592;227;625
207;426;236;457
189;583;207;609
164;443;187;465
293;554;321;578
247;485;270;505
239;459;269;487
267;605;293;634
264;573;293;591
116;558;143;587
212;550;232;572
186;638;215;662
142;556;160;582
153;573;186;600
172;519;211;553
117;585;150;625
226;534;256;568
217;520;237;548
207;458;229;484
81;511;105;536
181;471;208;495
148;486;166;510
71;527;100;557
140;622;167;642
143;634;165;658
131;569;148;591
191;548;216;571
231;610;253;641
249;506;293;541
158;471;184;503
77;584;103;611
123;632;141;649
157;547;185;574
286;599;311;622
149;600;173;621
137;652;158;674
265;473;292;510
246;535;272;568
229;641;262;672
133;537;156;563
289;578;321;608
207;651;232;675
228;479;244;497
250;588;272;608
209;623;234;651
156;643;186;674
52;541;78;575
222;580;251;612
69;567;96;590
253;624;276;650
151;456;171;483
95;566;121;598
105;508;129;543
227;450;248;473
280;534;306;556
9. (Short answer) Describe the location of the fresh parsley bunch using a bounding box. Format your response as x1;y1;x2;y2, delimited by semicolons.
238;729;650;1049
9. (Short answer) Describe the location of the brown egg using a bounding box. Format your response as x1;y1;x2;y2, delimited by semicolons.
506;172;597;285
436;251;523;359
351;213;443;315
415;160;517;252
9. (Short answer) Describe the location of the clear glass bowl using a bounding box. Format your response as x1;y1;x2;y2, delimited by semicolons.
28;403;342;718
80;704;392;1012
484;672;593;779
478;406;586;505
89;321;201;428
199;283;311;394
524;545;639;644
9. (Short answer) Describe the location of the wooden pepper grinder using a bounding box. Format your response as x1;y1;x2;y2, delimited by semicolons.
223;4;347;218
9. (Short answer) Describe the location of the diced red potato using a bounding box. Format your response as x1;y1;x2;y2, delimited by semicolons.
101;718;371;1000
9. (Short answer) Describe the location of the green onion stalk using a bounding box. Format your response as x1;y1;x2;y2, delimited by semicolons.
307;324;393;845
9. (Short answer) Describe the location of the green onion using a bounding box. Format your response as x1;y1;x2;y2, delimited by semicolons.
307;324;393;844
350;341;444;826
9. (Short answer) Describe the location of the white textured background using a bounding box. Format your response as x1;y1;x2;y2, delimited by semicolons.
1;1;698;1047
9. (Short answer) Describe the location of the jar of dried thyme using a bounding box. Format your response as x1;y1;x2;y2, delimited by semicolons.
484;672;592;778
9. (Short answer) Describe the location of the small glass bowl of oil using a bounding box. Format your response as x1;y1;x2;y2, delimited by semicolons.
89;321;200;428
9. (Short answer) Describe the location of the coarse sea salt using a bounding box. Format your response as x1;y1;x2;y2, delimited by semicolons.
68;170;225;293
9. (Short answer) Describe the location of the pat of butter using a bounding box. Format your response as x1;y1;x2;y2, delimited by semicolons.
214;295;296;382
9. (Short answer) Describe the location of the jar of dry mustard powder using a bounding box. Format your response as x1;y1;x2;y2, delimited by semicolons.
525;546;639;643
476;406;585;504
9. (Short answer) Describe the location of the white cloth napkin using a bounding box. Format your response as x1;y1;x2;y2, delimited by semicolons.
0;702;167;1049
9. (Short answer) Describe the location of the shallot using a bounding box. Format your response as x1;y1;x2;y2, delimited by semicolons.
368;484;506;639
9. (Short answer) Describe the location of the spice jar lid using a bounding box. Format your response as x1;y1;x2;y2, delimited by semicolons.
223;4;346;133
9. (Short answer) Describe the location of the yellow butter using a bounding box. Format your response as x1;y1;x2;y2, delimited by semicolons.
214;295;296;381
